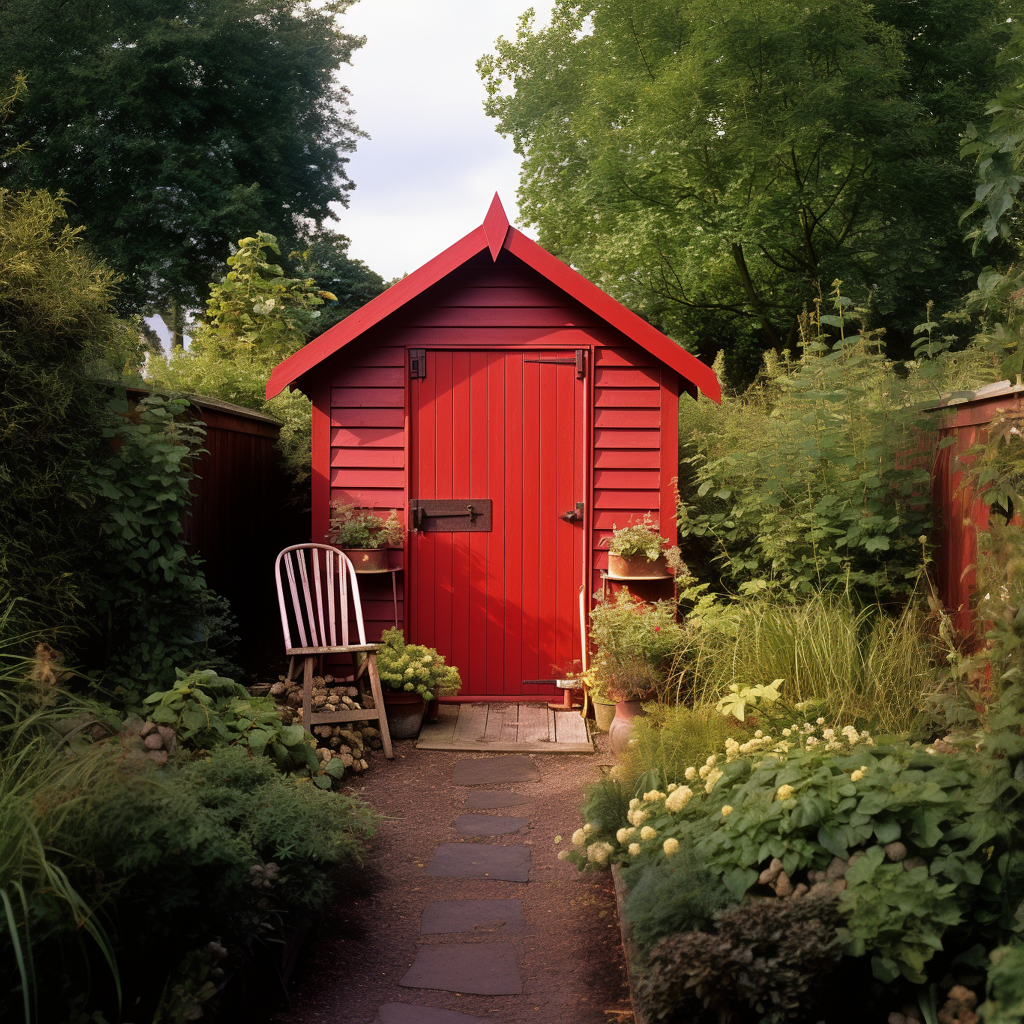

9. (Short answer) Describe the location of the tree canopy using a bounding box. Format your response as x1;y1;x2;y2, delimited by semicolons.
0;0;365;314
480;0;1013;380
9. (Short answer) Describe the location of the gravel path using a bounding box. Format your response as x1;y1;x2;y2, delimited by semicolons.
273;724;632;1024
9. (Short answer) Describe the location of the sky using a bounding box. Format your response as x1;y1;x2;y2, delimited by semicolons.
331;0;552;280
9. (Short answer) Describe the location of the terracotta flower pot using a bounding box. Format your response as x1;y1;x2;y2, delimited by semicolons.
382;690;426;739
593;700;616;734
343;547;389;572
608;551;669;578
609;699;647;755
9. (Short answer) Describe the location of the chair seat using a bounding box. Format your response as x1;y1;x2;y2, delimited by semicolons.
286;643;380;656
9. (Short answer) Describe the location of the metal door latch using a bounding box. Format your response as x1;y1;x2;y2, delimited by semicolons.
559;502;585;523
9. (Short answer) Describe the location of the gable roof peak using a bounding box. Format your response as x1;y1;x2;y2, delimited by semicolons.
483;193;511;261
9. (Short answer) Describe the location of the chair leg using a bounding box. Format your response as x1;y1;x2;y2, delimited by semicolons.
365;654;393;759
301;656;313;735
286;656;296;682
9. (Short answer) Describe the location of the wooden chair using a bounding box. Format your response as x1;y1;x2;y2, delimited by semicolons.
274;543;393;759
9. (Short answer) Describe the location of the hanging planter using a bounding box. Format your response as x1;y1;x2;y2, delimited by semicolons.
342;547;389;572
327;503;403;573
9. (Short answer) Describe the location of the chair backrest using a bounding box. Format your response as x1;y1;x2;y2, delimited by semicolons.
274;544;368;651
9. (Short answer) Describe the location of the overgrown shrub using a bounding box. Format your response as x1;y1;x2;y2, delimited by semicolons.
982;944;1024;1024
637;896;844;1024
0;187;141;644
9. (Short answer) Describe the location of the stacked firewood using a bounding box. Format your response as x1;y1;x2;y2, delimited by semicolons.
269;673;383;772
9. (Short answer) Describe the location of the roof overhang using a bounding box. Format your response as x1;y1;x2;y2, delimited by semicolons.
266;194;721;404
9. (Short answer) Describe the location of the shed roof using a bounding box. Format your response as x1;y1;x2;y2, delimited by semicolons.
266;194;720;403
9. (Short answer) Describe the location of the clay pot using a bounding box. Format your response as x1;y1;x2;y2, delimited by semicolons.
382;689;427;740
609;699;647;755
343;548;389;572
608;552;669;578
593;700;616;734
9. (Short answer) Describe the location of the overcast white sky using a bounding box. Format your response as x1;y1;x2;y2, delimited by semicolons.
332;0;552;280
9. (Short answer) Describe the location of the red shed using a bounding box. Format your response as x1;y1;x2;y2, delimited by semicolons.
267;196;720;701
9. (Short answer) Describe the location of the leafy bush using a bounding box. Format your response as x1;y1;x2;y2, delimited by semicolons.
678;287;936;601
0;186;141;644
376;628;462;701
142;668;339;782
590;590;684;699
92;391;238;701
622;852;731;950
982;944;1024;1024
637;896;844;1024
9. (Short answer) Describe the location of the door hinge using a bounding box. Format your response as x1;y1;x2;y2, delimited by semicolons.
409;349;426;380
522;349;587;379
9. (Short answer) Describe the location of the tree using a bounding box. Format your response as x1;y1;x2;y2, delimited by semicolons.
0;0;365;317
147;232;335;483
480;0;1012;381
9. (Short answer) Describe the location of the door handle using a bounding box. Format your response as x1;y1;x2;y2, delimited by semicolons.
560;502;585;523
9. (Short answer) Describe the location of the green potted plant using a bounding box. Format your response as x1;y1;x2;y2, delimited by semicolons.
589;590;682;753
328;503;403;572
575;666;616;733
374;627;462;739
603;513;671;578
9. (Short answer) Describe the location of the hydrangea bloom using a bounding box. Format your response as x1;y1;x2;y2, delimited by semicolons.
721;805;733;816
587;841;614;865
663;837;680;857
776;784;795;801
665;785;693;813
640;825;657;841
616;826;636;845
572;828;587;848
685;766;697;781
628;842;641;856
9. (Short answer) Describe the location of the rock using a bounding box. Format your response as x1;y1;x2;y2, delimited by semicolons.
316;747;332;761
826;856;848;879
140;721;158;738
340;752;354;767
270;682;286;696
324;674;334;684
889;1014;907;1024
144;733;164;750
808;869;825;884
903;857;927;871
948;987;977;1011
313;726;333;738
791;883;808;898
832;879;846;892
808;882;834;899
759;857;784;886
774;871;793;897
286;692;302;708
885;842;907;862
147;749;168;764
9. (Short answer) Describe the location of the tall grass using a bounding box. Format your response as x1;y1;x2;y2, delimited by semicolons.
667;593;938;735
0;635;120;1023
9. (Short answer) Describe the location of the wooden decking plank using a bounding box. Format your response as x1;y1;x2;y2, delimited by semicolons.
517;704;549;744
415;739;594;753
482;704;507;742
451;703;488;744
498;704;520;743
416;704;458;746
553;711;589;745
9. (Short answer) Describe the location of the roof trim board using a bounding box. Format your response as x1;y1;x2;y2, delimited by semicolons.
266;194;720;403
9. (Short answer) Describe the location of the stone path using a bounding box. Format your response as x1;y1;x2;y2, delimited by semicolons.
272;739;631;1024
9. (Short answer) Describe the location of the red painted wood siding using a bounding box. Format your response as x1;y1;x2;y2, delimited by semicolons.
316;248;681;654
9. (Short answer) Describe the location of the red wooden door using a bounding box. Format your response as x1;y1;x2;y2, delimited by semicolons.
409;349;587;698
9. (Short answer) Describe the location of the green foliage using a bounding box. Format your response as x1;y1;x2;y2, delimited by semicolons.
589;590;684;699
147;231;339;485
981;943;1024;1024
670;592;936;735
376;628;462;701
142;669;323;777
481;0;1008;377
605;514;668;560
0;187;141;644
637;896;843;1024
328;503;404;549
679;286;935;600
92;391;237;701
621;852;731;950
0;0;366;313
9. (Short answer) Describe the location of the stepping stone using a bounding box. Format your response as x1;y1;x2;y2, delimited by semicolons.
400;942;522;995
464;789;534;810
455;813;528;836
452;755;540;786
377;1004;486;1024
426;843;530;882
420;898;525;935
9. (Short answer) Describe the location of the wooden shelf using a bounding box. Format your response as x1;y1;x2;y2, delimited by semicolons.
600;571;672;582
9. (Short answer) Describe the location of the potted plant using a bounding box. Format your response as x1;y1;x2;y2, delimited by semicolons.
374;627;462;739
603;513;671;578
574;666;616;733
589;590;683;753
328;503;403;572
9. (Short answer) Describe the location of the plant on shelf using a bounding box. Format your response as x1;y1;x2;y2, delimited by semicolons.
327;503;403;549
375;627;462;702
603;513;677;577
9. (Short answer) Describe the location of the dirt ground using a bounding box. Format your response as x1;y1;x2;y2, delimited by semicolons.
273;727;633;1024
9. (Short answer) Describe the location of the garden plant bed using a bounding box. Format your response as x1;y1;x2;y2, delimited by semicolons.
271;736;632;1024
